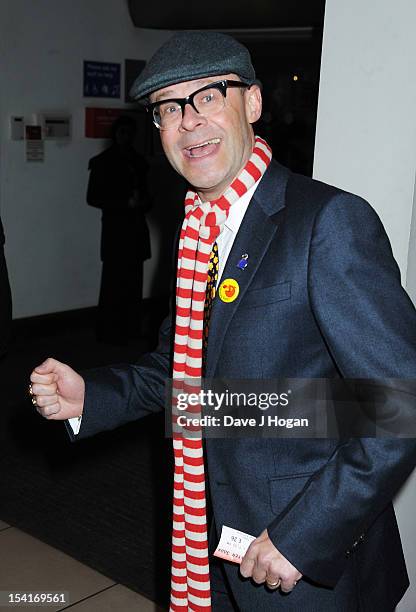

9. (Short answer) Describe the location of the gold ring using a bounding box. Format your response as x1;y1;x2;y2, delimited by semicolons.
31;396;38;406
266;579;280;590
29;383;34;396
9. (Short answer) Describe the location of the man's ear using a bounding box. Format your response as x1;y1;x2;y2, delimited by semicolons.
245;85;262;124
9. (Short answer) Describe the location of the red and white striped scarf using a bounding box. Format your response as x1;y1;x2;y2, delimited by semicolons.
170;136;272;611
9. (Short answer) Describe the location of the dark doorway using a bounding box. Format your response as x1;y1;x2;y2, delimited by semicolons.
239;28;324;176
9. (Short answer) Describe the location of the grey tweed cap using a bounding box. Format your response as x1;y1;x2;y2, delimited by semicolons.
130;31;257;101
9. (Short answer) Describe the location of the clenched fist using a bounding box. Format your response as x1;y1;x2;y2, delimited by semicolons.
30;358;85;420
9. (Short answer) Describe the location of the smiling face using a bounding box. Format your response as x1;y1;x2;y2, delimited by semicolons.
150;74;262;201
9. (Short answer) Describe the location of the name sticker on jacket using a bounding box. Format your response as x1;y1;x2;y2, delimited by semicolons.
214;525;255;564
218;279;239;303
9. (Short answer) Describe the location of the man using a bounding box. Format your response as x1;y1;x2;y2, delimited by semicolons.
30;32;416;611
87;115;151;343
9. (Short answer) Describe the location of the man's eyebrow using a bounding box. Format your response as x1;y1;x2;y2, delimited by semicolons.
152;78;223;103
152;90;177;102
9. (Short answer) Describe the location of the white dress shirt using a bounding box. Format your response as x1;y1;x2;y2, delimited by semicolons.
68;178;261;435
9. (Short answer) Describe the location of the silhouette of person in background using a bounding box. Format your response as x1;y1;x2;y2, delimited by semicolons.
87;115;151;344
0;215;12;357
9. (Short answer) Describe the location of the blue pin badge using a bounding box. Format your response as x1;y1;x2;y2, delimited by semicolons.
237;253;249;270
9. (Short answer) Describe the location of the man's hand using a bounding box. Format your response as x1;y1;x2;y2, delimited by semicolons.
30;358;85;421
240;529;302;593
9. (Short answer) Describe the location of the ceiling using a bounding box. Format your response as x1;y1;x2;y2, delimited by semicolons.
127;0;326;31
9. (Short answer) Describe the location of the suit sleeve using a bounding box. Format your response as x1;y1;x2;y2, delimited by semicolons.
67;311;173;441
267;193;416;586
86;159;105;209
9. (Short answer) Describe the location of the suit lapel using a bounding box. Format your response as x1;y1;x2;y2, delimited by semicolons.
205;161;290;377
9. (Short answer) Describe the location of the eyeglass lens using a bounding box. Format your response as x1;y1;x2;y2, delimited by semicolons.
154;86;225;129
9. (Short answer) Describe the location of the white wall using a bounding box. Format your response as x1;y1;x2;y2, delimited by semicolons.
314;1;416;280
314;2;416;610
406;174;416;303
0;0;171;318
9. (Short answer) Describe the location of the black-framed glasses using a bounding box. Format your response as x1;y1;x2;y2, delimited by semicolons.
147;79;250;130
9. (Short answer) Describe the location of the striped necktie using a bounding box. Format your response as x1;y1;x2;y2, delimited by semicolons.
202;242;219;372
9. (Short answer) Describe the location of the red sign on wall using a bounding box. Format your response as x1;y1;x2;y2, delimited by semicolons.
85;107;124;138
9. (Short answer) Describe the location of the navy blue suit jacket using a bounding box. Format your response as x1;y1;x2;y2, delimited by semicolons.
74;161;416;611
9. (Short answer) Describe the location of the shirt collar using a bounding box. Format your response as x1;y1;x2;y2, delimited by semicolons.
195;178;261;234
224;179;261;234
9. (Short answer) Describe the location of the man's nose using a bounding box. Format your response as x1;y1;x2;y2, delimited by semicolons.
179;102;207;131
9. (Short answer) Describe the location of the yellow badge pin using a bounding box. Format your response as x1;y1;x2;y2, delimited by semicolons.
218;278;240;303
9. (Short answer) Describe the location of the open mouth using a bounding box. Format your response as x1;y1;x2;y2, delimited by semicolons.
184;138;221;158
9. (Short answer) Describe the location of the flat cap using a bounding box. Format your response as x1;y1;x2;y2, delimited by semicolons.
130;31;257;101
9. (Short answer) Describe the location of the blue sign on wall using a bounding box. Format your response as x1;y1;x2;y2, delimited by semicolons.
83;61;121;98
